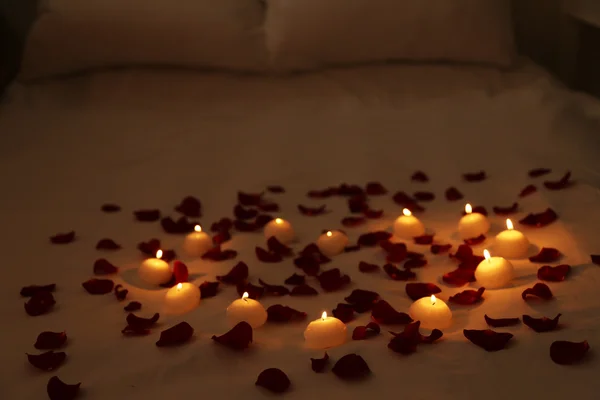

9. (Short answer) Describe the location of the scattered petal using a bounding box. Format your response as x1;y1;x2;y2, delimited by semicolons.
258;200;279;212
25;292;55;316
383;264;416;281
392;191;424;212
212;321;253;350
266;305;307;322
318;268;351;292
344;244;361;253
299;243;331;263
332;354;371;380
352;323;380;340
161;250;177;262
27;351;66;371
463;171;486;182
174;196;202;218
519;208;558;227
388;321;443;354
82;279;114;295
363;208;384;219
358;261;379;273
591;255;600;265
234;205;258;220
35;332;67;350
461;205;488;216
411;171;429;182
170;261;188;284
365;182;387;195
161;216;198;234
442;268;475;287
357;231;392;247
519;184;537;197
311;353;329;373
236;282;265;299
259;279;290;296
464;329;513;352
114;284;128;301
211;218;233;233
122;313;159;336
290;284;319;296
238;191;263;206
256;246;283;263
199;281;220;299
50;231;75;245
93;259;118;275
156;322;194;347
380;240;408;263
523;314;561;333
95;239;121;250
294;255;320;276
348;195;368;213
212;230;231;245
529;168;552;178
47;376;80;400
414;234;434;245
20;284;55;297
267;185;285;193
332;303;355;322
431;244;452;254
544;171;573;190
404;258;428;269
484;315;520;328
256;368;291;394
537;264;570;282
267;236;293;256
413;191;435;202
307;188;337;198
550;340;590;365
445;187;463;201
124;301;142;312
522;283;553;300
284;273;305;286
202;245;237;262
344;289;380;313
530;248;562;263
298;204;328;216
405;283;441;301
216;262;248;285
492;203;518;215
341;216;367;227
371;300;412;325
101;203;121;213
137;239;161;256
449;287;485;305
134;209;160;222
464;235;486;246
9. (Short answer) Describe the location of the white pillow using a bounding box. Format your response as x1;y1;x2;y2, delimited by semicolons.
265;0;516;71
20;0;268;80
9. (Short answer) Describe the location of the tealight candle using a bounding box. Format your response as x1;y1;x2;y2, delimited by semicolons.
316;230;348;257
393;209;425;239
264;218;295;244
183;225;213;257
165;282;201;314
494;219;530;259
138;250;172;285
408;295;453;329
226;292;267;328
458;203;490;239
304;312;347;349
474;249;514;289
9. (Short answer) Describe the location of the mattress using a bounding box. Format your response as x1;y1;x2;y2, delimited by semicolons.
2;61;600;400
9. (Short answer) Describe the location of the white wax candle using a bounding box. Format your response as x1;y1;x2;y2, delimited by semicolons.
494;219;530;259
165;282;201;314
408;295;453;329
226;292;267;328
264;218;295;244
138;250;172;285
304;312;347;349
458;203;490;239
183;225;213;257
393;208;426;239
316;230;348;257
474;250;514;289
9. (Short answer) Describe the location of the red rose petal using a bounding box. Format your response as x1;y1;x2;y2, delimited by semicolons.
366;182;387;195
137;239;161;256
363;208;384;219
492;203;519;215
450;244;474;261
384;264;416;281
171;261;188;284
96;238;121;250
317;268;351;292
445;187;464;201
449;287;485;305
405;283;441;301
211;218;233;233
529;168;552;178
101;203;121;213
522;283;553;300
284;273;305;286
537;264;570;282
337;183;364;197
35;332;67;350
519;184;537;198
124;301;142;312
161;250;177;262
134;209;160;222
388;321;443;355
255;368;291;394
348;194;368;213
174;196;202;218
293;255;320;276
266;305;307;322
411;171;429;182
212;230;231;245
332;354;371;380
332;303;355;322
463;329;513;352
371;300;412;325
267;185;285;193
114;284;128;301
591;255;600;265
463;171;486;182
238;191;263;206
341;216;367;227
234;220;259;232
311;353;329;373
156;322;194;347
256;246;283;263
464;234;486;246
212;321;253;350
550;340;590;365
199;281;220;299
484;314;520;328
344;289;380;313
290;284;319;296
519;208;558;227
161;216;198;234
267;236;293;256
82;279;114;295
300;243;331;263
523;314;561;333
216;262;249;285
21;284;56;297
357;231;392;247
352;322;381;340
307;188;336;198
461;205;488;216
25;292;55;316
544;171;573;190
234;205;258;220
27;351;66;371
442;268;475;287
358;261;379;273
258;279;289;296
414;234;434;245
529;247;561;263
127;312;160;329
202;245;237;262
413;191;435;202
47;376;80;400
392;191;416;206
258;200;280;212
50;231;75;245
381;240;408;263
404;258;427;269
431;244;452;254
298;204;328;216
93;259;118;275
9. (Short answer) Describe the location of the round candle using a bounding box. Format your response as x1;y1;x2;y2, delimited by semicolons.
226;292;267;328
494;219;530;259
458;203;490;239
393;209;425;239
408;295;453;329
183;225;213;257
264;218;295;244
138;250;172;285
165;282;201;314
316;230;348;257
304;312;347;349
474;249;514;289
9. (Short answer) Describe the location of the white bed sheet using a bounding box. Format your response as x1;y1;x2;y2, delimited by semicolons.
1;61;600;400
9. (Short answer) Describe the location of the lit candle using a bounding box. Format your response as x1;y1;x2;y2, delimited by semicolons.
138;250;172;285
226;292;268;328
408;295;453;329
304;311;347;349
264;218;295;244
316;230;348;257
393;208;426;239
183;225;213;257
458;204;490;239
165;282;201;314
494;219;530;259
474;250;514;289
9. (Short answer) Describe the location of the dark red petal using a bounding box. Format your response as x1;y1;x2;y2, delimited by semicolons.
357;231;392;247
202;245;238;262
252;279;285;296
82;279;114;295
352;323;380;340
101;203;121;213
93;259;118;275
363;208;384;219
431;244;452;254
258;200;280;211
137;239;161;256
161;250;177;262
449;287;485;305
311;353;329;373
365;181;387;195
255;368;291;394
234;219;260;232
267;185;285;193
124;301;142;312
134;209;160;222
299;243;331;263
550;341;590;365
492;203;519;215
216;262;248;285
442;268;475;287
519;184;538;198
318;268;351;292
529;168;552;178
404;258;428;269
234;204;258;220
156;322;194;347
293;255;321;276
266;305;307;322
461;205;488;216
463;171;486;182
284;273;305;286
170;261;188;284
537;264;570;282
464;329;513;352
47;376;80;400
464;235;486;246
332;354;371;380
114;284;128;301
523;314;561;333
344;289;380;313
332;303;355;322
256;246;283;263
290;284;319;296
161;216;198;234
384;263;416;281
25;292;55;316
484;315;520;328
358;261;379;273
522;283;553;300
50;231;75;245
307;188;336;198
121;325;151;336
341;216;367;227
405;283;441;301
199;281;220;299
445;187;463;201
298;204;328;216
381;240;408;263
592;255;600;265
267;236;293;256
35;332;67;350
371;300;412;325
27;351;66;371
529;247;561;263
450;244;474;261
388;321;443;354
413;191;435;202
345;244;361;253
392;191;416;206
174;196;202;218
212;321;253;350
519;208;558;227
414;234;434;245
210;218;233;233
212;230;231;245
20;284;56;297
258;279;289;296
544;171;573;190
348;195;368;213
411;171;429;182
126;313;160;330
238;191;264;206
95;238;121;250
337;183;364;197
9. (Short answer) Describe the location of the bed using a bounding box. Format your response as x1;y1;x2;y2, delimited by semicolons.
2;1;600;399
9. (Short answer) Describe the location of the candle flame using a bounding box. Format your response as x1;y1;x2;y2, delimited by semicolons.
483;249;491;262
194;225;202;232
242;292;249;300
465;203;472;214
326;231;333;237
430;295;437;305
156;250;163;259
402;208;412;217
321;311;327;320
176;283;183;290
275;218;283;224
506;219;513;230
